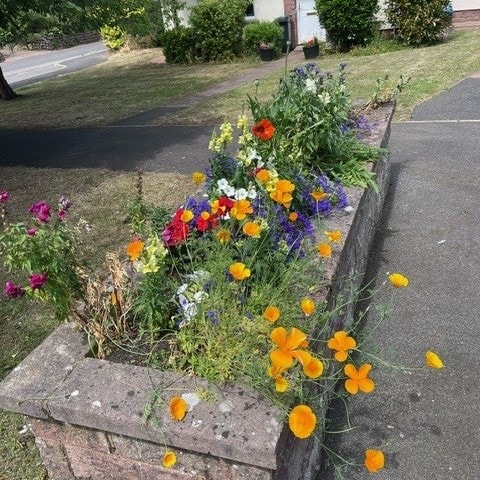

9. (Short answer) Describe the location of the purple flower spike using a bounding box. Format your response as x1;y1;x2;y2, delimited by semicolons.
29;201;51;223
28;273;48;290
0;191;10;203
4;281;25;298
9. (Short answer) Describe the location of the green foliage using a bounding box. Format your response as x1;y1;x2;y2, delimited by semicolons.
161;27;198;63
0;203;84;321
100;25;126;50
248;64;380;188
315;0;379;51
243;21;284;57
189;0;249;61
349;36;405;56
386;0;452;46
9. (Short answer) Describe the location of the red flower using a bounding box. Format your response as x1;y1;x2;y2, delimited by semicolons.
196;212;218;232
252;119;276;141
162;218;190;246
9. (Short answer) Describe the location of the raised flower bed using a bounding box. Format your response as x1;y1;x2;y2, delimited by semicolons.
0;64;395;479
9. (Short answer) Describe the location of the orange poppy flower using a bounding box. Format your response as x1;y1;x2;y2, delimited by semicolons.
162;451;177;468
344;363;375;394
327;331;356;362
180;209;194;223
263;305;281;323
169;396;187;421
256;168;270;182
269;326;311;370
289;212;298;222
364;449;385;473
229;262;251;281
317;243;332;258
126;239;145;261
300;298;315;316
252;119;276;140
231;199;253;220
243;222;261;238
270;179;295;209
388;272;409;287
288;404;316;439
303;357;324;378
310;190;328;202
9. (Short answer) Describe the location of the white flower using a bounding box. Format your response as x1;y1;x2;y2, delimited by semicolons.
193;291;208;302
224;185;236;197
177;284;188;295
217;178;230;191
234;188;248;200
247;185;258;200
305;78;316;93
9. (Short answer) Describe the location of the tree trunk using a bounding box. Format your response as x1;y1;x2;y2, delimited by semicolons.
0;66;17;101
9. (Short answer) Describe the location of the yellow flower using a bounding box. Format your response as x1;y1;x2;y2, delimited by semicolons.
169;396;187;421
324;230;342;242
162;451;177;468
310;190;328;202
317;243;332;258
327;331;357;362
243;221;261;238
289;212;298;222
231;199;253;220
303;357;324;379
263;305;281;323
388;272;409;288
256;168;270;183
216;229;231;244
364;449;385;473
270;326;311;370
288;404;316;439
344;364;375;394
425;350;444;369
126;239;145;261
300;298;315;316
180;209;194;223
229;262;251;281
192;171;206;184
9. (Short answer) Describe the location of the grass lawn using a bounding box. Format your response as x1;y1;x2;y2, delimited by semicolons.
1;29;480;478
153;29;480;126
0;48;258;129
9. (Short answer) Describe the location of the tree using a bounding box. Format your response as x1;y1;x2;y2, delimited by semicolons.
315;0;379;51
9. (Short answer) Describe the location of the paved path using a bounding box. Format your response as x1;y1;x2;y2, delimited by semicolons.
321;75;480;479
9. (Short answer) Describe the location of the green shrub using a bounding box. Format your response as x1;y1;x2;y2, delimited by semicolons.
100;25;126;50
189;0;249;61
161;27;198;63
315;0;379;51
243;21;284;57
386;0;452;46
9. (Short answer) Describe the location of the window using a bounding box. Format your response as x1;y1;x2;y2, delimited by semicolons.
246;2;254;17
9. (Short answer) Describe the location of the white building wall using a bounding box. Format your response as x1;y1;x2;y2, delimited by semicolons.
451;0;480;10
251;0;284;20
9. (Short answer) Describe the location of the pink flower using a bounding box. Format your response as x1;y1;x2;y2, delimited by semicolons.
29;201;51;223
0;191;10;203
26;227;38;236
28;273;47;289
4;281;25;298
58;209;68;220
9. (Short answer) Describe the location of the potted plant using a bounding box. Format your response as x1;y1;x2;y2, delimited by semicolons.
303;37;320;59
259;41;275;61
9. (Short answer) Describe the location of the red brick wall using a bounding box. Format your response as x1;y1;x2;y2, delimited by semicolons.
283;0;298;47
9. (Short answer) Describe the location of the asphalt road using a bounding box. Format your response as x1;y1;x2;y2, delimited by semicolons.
1;41;108;87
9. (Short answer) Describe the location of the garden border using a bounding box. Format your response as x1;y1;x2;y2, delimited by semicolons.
0;102;394;480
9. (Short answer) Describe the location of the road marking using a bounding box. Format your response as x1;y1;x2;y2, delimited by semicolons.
396;119;480;124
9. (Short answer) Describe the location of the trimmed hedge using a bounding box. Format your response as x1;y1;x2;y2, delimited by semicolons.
161;27;199;63
243;21;284;57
